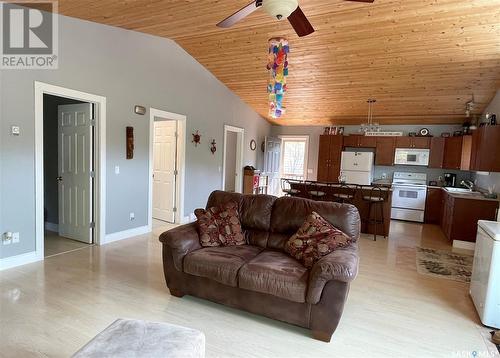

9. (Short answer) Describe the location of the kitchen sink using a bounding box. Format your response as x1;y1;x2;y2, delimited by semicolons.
445;187;482;196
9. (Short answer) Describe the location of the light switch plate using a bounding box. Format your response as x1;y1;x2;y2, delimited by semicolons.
11;126;20;135
115;166;120;174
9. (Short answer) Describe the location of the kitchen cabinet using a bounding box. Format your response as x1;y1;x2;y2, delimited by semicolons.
395;136;430;149
343;135;376;148
375;137;395;166
442;136;472;170
424;187;443;224
438;190;499;242
471;126;500;172
317;135;343;182
428;137;445;168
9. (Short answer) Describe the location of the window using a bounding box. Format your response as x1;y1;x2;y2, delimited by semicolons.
280;136;308;180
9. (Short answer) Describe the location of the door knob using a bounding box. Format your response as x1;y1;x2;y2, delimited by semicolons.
56;176;63;182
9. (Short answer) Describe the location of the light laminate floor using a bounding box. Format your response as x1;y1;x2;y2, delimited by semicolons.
1;220;498;358
44;231;91;257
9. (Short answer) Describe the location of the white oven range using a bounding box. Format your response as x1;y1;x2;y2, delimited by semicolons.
391;172;427;223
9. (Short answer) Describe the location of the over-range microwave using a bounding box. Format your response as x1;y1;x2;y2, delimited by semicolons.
394;148;430;166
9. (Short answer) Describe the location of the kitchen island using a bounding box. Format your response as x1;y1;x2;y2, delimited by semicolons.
288;180;392;237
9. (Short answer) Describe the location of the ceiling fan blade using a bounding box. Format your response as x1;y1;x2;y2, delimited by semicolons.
216;1;261;28
287;6;315;37
344;0;375;3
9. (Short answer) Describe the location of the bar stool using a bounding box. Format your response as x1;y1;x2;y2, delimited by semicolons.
306;181;327;201
362;185;386;241
333;184;358;204
280;178;300;196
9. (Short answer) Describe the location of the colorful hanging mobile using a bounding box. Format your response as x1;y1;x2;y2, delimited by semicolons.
267;38;289;119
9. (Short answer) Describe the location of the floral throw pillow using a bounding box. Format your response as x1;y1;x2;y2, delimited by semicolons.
194;201;245;247
284;211;352;268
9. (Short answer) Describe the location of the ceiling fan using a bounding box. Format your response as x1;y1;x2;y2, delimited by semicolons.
216;0;375;37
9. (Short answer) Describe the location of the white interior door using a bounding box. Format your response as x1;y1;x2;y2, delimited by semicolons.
153;120;177;222
264;136;281;196
58;103;93;243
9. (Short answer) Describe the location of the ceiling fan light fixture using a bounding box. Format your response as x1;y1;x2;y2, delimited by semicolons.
262;0;298;20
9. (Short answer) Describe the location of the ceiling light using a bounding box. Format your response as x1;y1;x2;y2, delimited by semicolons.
262;0;298;20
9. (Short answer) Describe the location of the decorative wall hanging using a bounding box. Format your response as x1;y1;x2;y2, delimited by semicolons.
210;139;217;154
250;139;257;151
126;126;134;159
267;37;289;119
192;130;201;146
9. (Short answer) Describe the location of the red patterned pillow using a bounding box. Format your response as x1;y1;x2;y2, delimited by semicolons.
284;211;352;268
194;201;245;247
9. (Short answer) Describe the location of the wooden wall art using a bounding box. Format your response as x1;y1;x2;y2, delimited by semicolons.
126;126;134;159
192;130;201;146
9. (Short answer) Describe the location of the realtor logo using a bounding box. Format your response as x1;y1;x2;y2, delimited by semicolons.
1;1;58;69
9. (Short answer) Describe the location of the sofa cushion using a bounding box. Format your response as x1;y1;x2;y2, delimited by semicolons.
284;211;353;268
194;201;245;247
206;191;276;247
238;250;309;303
184;246;263;287
269;196;360;250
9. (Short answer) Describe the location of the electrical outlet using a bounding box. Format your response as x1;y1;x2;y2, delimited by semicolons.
129;212;135;221
12;232;19;243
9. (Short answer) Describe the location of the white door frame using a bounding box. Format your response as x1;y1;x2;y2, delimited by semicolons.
35;81;107;261
148;108;186;228
222;125;244;193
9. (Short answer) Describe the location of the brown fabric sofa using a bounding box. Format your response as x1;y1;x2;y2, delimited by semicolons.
159;190;360;342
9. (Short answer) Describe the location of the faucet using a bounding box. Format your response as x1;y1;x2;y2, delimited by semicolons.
460;180;474;191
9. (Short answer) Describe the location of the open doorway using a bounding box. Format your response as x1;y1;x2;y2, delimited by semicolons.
148;108;186;229
43;94;95;257
222;125;244;193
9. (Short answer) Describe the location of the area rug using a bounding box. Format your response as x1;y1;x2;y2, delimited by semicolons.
415;247;474;283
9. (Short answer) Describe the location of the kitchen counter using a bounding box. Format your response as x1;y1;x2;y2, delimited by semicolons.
288;180;392;237
427;186;500;202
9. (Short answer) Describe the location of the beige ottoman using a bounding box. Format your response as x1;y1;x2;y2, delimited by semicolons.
72;319;205;358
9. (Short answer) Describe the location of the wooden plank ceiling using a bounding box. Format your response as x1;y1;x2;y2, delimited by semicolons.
56;0;500;125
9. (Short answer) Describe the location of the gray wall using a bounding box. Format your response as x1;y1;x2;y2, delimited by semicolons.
271;124;465;182
43;95;85;225
0;14;270;259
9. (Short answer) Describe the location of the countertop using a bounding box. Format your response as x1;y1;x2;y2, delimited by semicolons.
427;186;500;202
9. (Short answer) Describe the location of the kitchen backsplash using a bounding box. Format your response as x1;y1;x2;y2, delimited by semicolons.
373;165;473;185
473;172;500;194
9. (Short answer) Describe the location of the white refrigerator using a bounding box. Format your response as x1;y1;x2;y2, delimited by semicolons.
340;151;374;185
470;220;500;329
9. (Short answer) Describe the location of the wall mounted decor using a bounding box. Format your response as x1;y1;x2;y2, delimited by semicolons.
267;37;289;119
250;139;257;151
210;139;217;154
192;130;201;146
126;126;134;159
134;105;146;115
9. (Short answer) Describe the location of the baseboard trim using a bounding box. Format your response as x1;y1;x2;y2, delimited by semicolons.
453;240;475;251
44;222;59;232
0;251;43;271
103;225;150;245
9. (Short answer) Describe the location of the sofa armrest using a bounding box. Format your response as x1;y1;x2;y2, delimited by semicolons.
306;243;359;304
159;222;201;271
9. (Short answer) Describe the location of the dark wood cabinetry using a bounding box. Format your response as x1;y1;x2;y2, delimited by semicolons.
375;137;395;166
424;187;443;224
395;136;430;149
440;193;498;242
442;136;472;170
428;137;445;168
471;126;500;172
343;135;376;148
426;188;500;242
317;135;343;182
